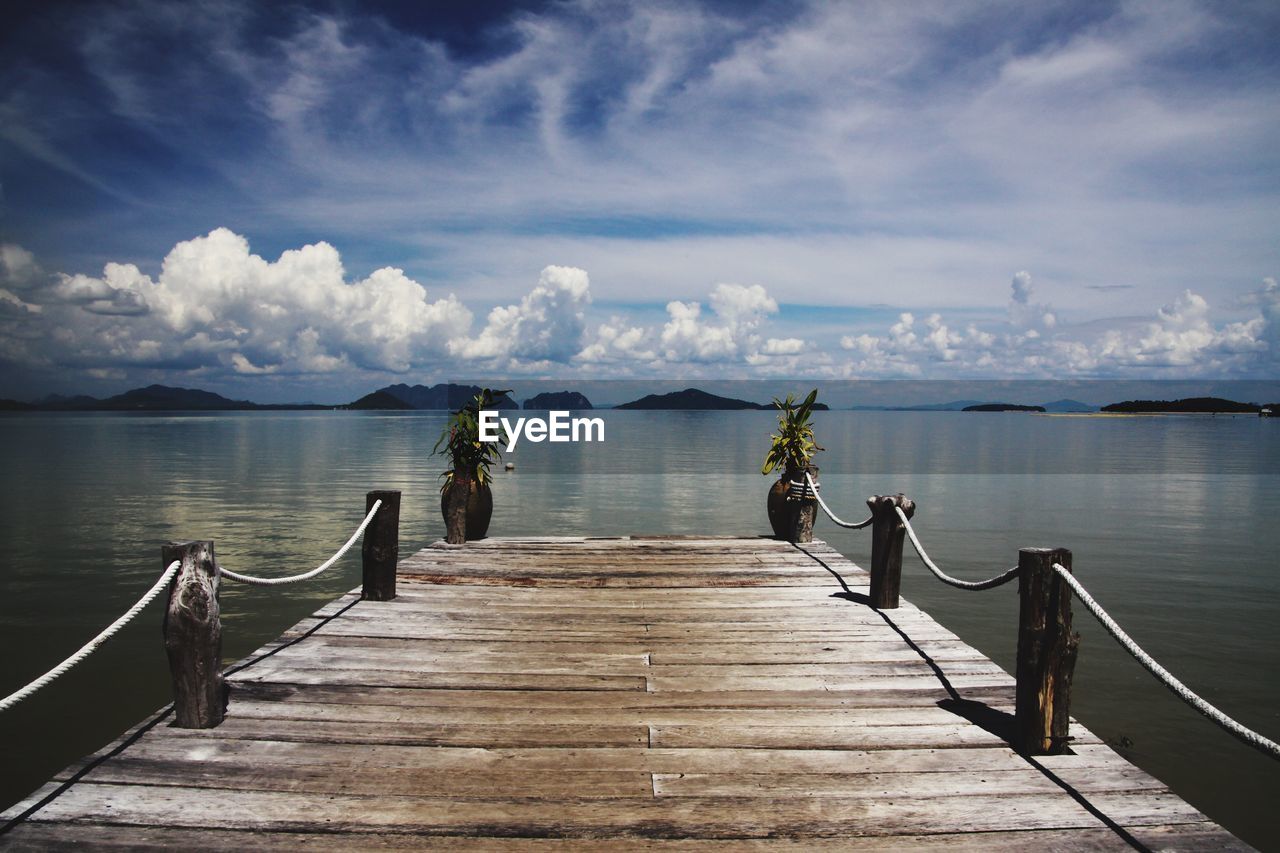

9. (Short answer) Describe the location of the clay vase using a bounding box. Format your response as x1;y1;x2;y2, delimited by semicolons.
440;479;493;541
767;465;818;542
767;465;803;538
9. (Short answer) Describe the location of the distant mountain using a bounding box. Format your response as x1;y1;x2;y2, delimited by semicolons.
38;393;101;410
963;403;1046;412
850;398;1094;412
524;391;593;410
614;388;829;411
379;383;518;410
1041;399;1096;413
0;399;34;411
347;390;413;410
9;385;329;411
893;400;986;411
616;388;764;410
1102;397;1258;414
95;384;256;411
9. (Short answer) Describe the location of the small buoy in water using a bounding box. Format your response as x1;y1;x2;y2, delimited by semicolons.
504;462;515;471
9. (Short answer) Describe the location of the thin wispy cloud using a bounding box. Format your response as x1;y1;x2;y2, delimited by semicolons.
0;0;1277;399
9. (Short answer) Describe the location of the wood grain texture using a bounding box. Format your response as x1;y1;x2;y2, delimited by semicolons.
1;536;1242;849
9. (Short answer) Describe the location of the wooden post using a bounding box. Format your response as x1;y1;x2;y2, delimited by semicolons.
867;494;914;609
1015;547;1079;755
790;465;819;544
162;541;226;728
362;489;401;601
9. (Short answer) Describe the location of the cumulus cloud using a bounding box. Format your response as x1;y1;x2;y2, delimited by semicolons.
456;265;591;364
3;229;473;377
1;245;43;291
1082;285;1271;373
53;265;150;316
575;317;653;365
1009;271;1056;330
659;283;779;362
831;271;1280;379
761;338;805;356
2;234;1277;394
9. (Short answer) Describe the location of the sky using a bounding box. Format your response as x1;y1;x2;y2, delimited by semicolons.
0;0;1277;403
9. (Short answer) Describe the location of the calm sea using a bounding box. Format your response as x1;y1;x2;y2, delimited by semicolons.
0;410;1276;846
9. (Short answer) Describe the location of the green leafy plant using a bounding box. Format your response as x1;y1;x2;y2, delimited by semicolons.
434;388;512;492
761;389;823;476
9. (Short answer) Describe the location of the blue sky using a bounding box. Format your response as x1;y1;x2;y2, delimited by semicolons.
1;0;1278;402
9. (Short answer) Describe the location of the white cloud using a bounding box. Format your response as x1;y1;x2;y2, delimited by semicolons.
1009;271;1056;330
54;265;150;316
575;317;654;365
659;283;778;362
1;245;42;291
456;264;591;363
6;229;472;376
2;230;1278;395
762;337;805;356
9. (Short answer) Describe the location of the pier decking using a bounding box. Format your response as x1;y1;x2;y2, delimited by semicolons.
1;536;1245;849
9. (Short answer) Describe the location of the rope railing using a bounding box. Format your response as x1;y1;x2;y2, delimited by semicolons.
894;505;1020;591
795;480;1278;760
1;492;398;728
0;560;182;713
804;471;873;529
218;500;382;587
1056;563;1280;762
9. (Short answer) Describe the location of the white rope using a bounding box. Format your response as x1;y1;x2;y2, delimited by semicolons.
895;506;1020;591
804;472;873;530
1055;563;1280;762
0;560;181;713
219;500;381;587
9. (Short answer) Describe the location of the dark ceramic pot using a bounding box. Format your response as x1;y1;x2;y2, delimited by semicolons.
440;480;493;540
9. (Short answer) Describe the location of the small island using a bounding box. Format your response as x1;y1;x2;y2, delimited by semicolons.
615;388;829;410
1101;397;1259;414
616;388;764;410
523;391;593;410
371;383;518;410
346;390;413;410
962;403;1046;413
1;384;329;412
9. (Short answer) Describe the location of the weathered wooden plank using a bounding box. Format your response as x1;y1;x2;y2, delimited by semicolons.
279;635;983;661
651;767;1168;798
0;822;1251;851
153;716;649;748
230;667;649;691
22;784;1210;838
645;673;1019;693
71;760;655;798
649;723;1012;750
62;759;1167;802
224;699;1012;729
246;650;998;677
65;740;1041;774
230;682;1017;710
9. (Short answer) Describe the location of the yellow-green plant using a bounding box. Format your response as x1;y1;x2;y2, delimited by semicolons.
761;389;823;476
434;388;512;491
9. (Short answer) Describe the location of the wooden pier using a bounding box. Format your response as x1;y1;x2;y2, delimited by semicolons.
1;536;1246;849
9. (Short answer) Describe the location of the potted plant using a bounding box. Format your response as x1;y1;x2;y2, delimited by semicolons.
762;389;823;541
434;388;511;544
